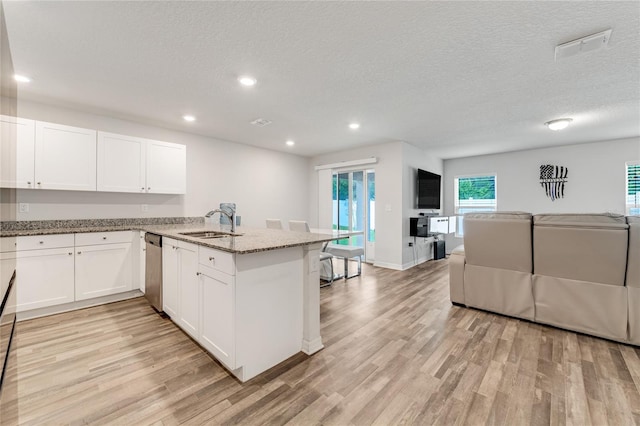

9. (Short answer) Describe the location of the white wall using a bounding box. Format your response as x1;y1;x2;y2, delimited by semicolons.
309;140;443;270
9;99;310;226
309;141;404;269
443;137;640;249
402;142;443;269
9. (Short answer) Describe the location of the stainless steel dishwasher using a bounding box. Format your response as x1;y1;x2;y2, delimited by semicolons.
144;233;163;312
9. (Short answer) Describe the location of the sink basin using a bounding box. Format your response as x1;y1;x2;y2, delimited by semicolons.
179;230;243;239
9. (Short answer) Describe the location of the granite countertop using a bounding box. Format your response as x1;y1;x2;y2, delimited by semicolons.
0;220;336;254
141;224;335;254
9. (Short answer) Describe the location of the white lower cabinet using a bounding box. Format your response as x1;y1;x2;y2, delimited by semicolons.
162;238;179;319
177;242;199;339
4;248;75;311
75;243;132;301
199;266;235;369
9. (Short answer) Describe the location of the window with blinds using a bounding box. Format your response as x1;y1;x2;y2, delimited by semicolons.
628;162;640;215
454;175;497;237
454;175;497;214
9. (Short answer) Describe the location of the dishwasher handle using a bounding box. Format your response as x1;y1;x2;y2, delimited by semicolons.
145;233;162;247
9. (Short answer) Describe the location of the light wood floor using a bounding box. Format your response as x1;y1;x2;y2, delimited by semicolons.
3;258;640;425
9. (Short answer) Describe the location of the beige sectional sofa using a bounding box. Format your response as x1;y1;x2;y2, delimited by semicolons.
449;212;639;345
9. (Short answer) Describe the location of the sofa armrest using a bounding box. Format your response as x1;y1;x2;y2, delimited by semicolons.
449;245;466;305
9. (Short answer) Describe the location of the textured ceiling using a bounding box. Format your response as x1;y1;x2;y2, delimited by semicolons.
3;1;639;158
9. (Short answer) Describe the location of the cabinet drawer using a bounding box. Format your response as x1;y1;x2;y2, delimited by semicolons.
199;246;235;275
14;234;74;251
75;231;132;246
0;237;17;253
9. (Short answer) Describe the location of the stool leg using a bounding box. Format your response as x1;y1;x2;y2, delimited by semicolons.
344;257;348;279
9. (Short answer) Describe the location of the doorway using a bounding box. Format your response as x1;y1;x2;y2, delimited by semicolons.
332;169;375;262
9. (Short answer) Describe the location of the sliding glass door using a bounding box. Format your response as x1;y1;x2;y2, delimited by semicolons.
332;169;375;262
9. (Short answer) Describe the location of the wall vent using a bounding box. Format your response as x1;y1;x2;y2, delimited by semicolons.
555;29;612;61
250;118;272;127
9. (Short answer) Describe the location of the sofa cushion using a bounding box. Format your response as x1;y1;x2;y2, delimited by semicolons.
627;216;640;288
533;274;627;341
448;245;465;304
464;264;534;320
533;213;628;286
534;213;627;228
463;212;532;273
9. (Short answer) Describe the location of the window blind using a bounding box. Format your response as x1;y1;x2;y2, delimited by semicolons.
628;163;640;215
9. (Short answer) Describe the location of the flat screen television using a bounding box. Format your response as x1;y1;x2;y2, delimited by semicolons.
416;169;441;209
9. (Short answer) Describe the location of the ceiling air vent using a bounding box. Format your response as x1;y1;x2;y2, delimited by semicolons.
250;118;272;127
555;29;612;61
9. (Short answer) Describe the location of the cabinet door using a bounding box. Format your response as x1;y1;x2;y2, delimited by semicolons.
139;232;146;293
162;239;179;318
200;270;235;369
2;248;75;312
146;140;186;194
97;132;146;193
75;243;132;301
0;116;35;189
34;121;97;191
177;243;199;339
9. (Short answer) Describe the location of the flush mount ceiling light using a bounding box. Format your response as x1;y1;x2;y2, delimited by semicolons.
13;74;31;83
286;140;295;147
182;115;196;122
545;118;573;131
349;122;360;130
238;76;257;87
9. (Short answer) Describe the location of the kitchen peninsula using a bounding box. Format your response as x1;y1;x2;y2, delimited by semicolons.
0;218;337;382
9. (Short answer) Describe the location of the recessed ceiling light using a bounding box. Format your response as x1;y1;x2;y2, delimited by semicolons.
14;74;31;83
238;76;257;87
545;118;572;131
349;123;360;130
182;115;196;122
286;140;295;147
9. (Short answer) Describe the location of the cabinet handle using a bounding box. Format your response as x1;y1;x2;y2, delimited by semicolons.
196;272;201;276
37;182;41;185
39;241;44;244
102;237;107;240
209;256;215;261
27;181;31;185
147;187;151;191
141;187;145;190
68;252;73;255
77;251;81;254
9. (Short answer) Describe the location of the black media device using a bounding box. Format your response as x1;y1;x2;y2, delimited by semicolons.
416;169;441;209
433;240;446;260
409;217;429;237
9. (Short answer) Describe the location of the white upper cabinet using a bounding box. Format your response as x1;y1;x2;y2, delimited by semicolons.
97;132;146;193
0;115;36;189
35;121;97;191
3;117;186;194
146;140;186;194
97;132;186;194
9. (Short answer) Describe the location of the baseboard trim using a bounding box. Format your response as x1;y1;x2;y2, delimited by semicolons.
301;337;324;355
373;261;404;270
16;290;144;321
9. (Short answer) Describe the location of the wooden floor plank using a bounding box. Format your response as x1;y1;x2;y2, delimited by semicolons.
2;258;640;425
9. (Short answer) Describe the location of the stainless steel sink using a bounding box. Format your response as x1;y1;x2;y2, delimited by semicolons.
179;230;243;239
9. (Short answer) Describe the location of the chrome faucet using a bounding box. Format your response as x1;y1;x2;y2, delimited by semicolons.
205;208;236;233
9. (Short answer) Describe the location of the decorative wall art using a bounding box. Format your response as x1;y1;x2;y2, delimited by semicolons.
539;164;568;201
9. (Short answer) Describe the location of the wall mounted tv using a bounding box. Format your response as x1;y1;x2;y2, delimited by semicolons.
416;169;441;209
